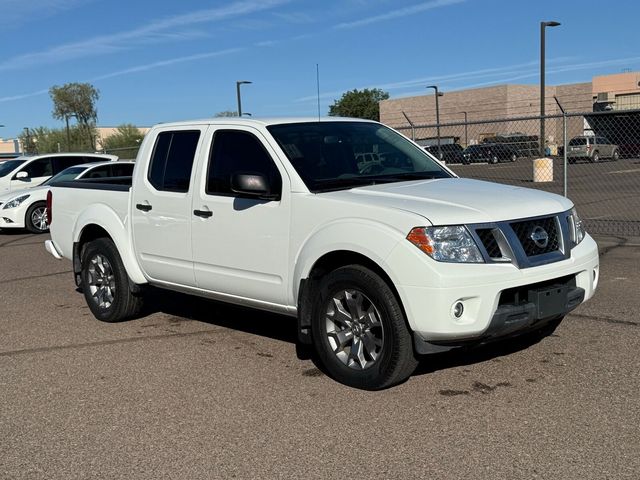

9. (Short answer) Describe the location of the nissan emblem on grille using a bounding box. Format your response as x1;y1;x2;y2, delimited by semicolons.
530;226;549;248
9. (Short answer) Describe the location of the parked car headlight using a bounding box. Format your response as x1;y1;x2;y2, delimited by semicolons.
2;194;30;209
407;226;484;263
568;207;586;247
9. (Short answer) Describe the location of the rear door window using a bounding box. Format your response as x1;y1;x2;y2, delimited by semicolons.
148;131;200;193
110;163;134;177
53;156;86;173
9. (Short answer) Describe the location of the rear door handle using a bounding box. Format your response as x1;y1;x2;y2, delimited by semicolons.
136;203;152;212
193;209;213;218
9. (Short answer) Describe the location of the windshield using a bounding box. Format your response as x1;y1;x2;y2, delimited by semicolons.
267;122;451;192
0;160;26;178
41;166;87;185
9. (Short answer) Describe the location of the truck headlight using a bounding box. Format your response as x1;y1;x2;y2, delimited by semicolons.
568;207;585;247
2;194;30;209
407;226;484;263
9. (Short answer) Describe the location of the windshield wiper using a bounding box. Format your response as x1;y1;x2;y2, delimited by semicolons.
367;172;450;181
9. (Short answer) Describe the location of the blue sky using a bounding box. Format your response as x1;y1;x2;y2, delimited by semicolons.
1;0;640;138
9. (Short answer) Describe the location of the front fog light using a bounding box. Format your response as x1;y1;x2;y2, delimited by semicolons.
453;302;464;318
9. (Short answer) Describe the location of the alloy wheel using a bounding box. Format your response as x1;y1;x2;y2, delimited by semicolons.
324;289;384;370
31;207;48;232
87;254;116;309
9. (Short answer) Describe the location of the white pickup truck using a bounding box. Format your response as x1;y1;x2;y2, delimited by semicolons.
45;118;599;390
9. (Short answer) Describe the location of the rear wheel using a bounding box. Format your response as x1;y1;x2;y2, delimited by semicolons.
590;151;600;163
311;265;418;390
81;238;144;322
25;201;49;234
490;155;498;164
612;149;619;161
510;153;517;162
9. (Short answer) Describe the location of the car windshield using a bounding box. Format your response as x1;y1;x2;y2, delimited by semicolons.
0;159;26;178
41;166;87;185
267;121;451;192
569;138;587;146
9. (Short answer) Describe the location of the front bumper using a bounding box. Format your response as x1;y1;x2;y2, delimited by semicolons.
387;233;599;344
0;207;25;229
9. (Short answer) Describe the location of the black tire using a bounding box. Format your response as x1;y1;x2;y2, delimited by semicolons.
25;201;49;234
510;153;517;162
590;151;599;163
80;238;144;322
612;149;619;161
490;155;498;164
311;265;418;390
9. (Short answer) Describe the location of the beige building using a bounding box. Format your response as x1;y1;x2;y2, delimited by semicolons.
380;71;640;148
95;126;151;151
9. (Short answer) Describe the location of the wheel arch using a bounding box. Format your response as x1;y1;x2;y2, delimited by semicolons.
72;209;147;287
297;249;408;345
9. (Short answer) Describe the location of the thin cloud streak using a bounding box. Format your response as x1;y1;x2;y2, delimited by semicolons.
91;48;246;81
335;0;466;29
295;55;640;105
0;0;291;72
0;89;49;103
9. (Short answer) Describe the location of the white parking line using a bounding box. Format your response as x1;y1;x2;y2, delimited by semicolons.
608;168;640;174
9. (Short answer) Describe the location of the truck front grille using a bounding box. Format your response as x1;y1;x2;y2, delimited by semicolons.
475;228;503;259
472;212;569;269
510;216;560;257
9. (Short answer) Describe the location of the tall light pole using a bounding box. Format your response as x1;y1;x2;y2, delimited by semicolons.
427;85;443;159
540;20;560;157
461;111;468;147
236;80;252;117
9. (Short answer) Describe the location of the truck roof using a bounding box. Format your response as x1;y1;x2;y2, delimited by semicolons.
154;117;376;129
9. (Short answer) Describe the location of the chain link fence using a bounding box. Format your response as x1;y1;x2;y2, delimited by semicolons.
395;109;640;237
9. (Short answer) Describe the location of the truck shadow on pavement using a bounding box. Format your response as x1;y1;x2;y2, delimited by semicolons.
143;287;554;380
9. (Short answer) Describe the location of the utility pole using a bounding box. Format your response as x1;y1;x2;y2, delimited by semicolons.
540;20;561;157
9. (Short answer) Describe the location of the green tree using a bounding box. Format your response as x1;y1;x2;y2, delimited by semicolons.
49;82;100;149
19;126;93;154
102;124;146;159
328;88;390;121
214;110;238;117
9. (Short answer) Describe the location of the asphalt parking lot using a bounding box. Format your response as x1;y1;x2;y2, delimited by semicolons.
449;156;640;236
1;231;639;479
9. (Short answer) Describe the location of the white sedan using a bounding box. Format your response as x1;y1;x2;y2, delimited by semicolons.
0;161;134;233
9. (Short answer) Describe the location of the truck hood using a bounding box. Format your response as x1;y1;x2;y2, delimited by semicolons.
323;178;573;225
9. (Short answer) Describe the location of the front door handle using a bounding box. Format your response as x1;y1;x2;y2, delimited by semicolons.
193;209;213;218
136;203;152;212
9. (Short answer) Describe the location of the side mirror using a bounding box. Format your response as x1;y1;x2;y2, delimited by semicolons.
231;173;277;200
16;171;29;180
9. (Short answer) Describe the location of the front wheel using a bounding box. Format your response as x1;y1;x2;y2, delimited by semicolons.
490;155;498;164
510;153;517;162
25;201;49;234
311;265;418;390
81;238;144;322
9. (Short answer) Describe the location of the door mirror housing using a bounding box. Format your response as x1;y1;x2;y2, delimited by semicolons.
231;173;278;200
15;171;29;180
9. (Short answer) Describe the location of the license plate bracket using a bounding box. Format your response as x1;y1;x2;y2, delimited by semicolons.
530;285;569;319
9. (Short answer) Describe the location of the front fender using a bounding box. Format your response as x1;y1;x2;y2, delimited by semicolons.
72;204;147;285
292;218;405;303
